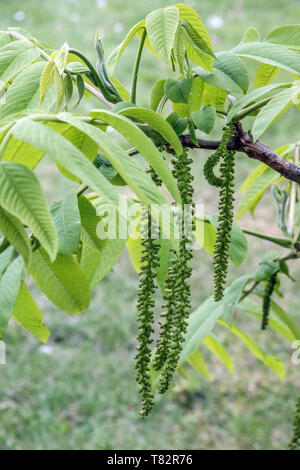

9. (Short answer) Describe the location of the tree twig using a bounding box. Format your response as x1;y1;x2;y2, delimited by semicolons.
179;122;300;185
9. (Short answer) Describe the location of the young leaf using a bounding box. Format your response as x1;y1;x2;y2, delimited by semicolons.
265;25;300;47
13;281;50;343
176;3;214;70
181;19;216;59
118;106;183;155
203;335;234;374
254;63;280;88
0;62;56;119
240;26;260;43
191;106;215;134
0;206;32;265
145;6;179;63
237;168;281;219
0;41;39;85
56;113;170;210
164;77;192;103
187;349;213;380
252;86;298;140
88;109;181;204
106;20;146;72
78;195;105;251
233;42;300;76
150;79;166;111
40;60;55;105
227;82;291;122
0;256;23;339
0;162;58;261
31;247;91;314
50;192;81;255
219;319;285;379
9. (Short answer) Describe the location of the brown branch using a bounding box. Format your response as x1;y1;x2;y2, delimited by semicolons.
179;122;300;185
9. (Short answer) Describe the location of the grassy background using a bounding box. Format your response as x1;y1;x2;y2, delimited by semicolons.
0;0;300;450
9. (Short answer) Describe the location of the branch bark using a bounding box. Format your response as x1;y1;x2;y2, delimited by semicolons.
179;122;300;185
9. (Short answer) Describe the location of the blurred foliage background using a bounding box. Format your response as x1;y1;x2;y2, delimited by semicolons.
0;0;299;450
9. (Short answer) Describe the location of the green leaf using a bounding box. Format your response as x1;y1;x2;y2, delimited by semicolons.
88;109;181;205
78;195;105;251
56;113;169;211
80;194;132;288
237;168;281;219
11;118;123;212
1;135;44;170
228;82;291;122
0;46;40;87
233;41;300;76
164;77;192;103
145;6;179;63
176;3;214;70
252;251;280;282
0;41;39;85
203;215;248;267
150;79;166;111
0;162;58;261
254;63;280;88
0;245;14;274
106;20;145;72
0;206;31;265
0;256;23;339
240;26;260;43
40;60;55;104
118;106;183;155
240;162;269;191
52;42;69;74
252;86;298;140
31;247;91;314
269;298;300;340
239;298;296;342
194;52;249;94
179;276;247;365
187;349;212;380
215;51;249;93
109;76;130;102
191;106;215;134
202;82;227;109
13;281;50;343
0;62;55;119
203;335;234;374
173;25;188;73
180;19;215;60
50;192;81;255
265;25;300;47
219;319;285;380
194;217;215;256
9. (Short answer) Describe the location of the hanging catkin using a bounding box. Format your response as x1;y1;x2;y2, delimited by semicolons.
210;124;236;301
289;394;300;450
261;272;277;330
135;206;160;417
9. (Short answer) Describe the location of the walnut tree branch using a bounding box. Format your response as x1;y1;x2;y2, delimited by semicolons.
179;122;300;185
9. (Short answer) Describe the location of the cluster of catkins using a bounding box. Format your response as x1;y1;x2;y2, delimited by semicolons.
135;149;194;416
203;123;236;301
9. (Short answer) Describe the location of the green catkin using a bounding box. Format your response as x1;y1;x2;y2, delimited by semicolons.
213;124;236;302
289;394;300;450
135;206;160;417
261;272;277;330
203;125;234;188
157;148;195;393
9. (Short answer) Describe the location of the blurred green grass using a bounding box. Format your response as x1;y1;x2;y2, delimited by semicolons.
0;0;300;450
